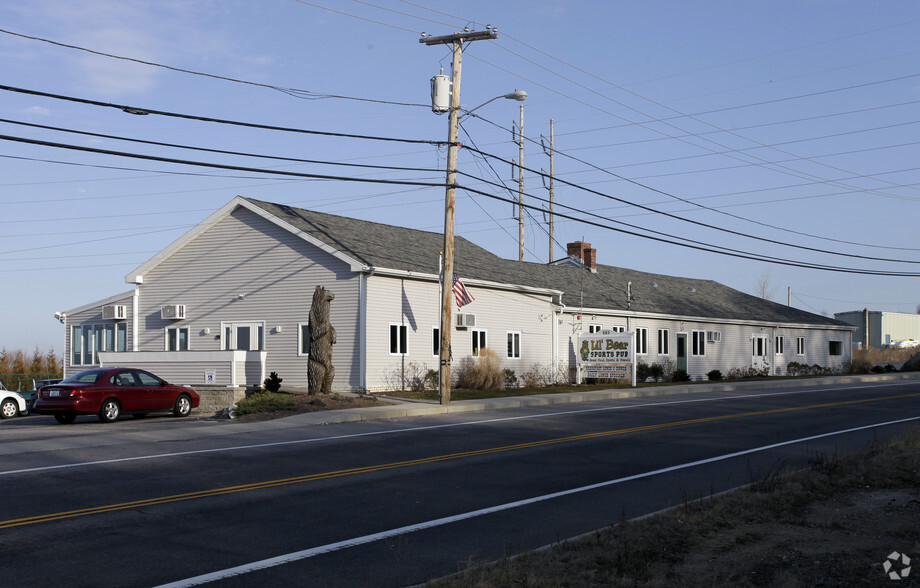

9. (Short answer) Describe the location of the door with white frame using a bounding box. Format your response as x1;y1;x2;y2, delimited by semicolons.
752;335;768;372
222;322;265;351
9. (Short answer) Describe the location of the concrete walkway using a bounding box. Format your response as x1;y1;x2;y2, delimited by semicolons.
272;371;920;427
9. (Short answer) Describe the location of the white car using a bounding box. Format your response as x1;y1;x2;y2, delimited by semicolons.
889;339;920;349
1;387;28;419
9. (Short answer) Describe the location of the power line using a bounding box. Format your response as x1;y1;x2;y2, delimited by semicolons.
0;27;428;108
0;85;440;145
0;118;440;174
463;145;920;265
454;180;920;277
0;133;445;187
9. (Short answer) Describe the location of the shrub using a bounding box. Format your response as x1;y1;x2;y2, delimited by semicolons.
263;371;283;393
637;362;651;382
649;363;664;382
671;368;691;382
849;349;873;375
707;369;723;381
503;369;518;388
383;361;432;391
456;349;504;390
234;391;294;416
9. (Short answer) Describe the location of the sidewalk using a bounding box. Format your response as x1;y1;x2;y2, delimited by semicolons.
277;371;920;427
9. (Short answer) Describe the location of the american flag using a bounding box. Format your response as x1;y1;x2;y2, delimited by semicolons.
452;273;474;308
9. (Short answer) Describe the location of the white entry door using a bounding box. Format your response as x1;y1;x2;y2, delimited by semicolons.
752;335;768;372
223;322;264;351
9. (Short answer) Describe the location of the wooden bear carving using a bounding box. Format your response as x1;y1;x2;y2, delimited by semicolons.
307;285;336;395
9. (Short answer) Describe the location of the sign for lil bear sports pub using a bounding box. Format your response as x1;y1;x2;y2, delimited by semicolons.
576;330;636;386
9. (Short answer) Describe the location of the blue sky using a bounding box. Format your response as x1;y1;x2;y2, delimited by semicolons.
2;0;919;353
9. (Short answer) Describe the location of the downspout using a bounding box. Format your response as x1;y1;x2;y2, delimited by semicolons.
132;286;140;352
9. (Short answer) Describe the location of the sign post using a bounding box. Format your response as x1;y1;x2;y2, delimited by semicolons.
576;330;636;386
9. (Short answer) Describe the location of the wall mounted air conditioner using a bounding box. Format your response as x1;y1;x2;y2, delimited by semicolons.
456;313;476;328
161;304;187;320
102;304;126;320
707;331;721;342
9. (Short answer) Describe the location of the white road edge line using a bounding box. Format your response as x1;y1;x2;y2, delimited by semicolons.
1;381;914;477
154;415;920;588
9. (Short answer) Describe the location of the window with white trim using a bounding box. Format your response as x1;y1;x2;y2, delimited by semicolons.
657;329;670;355
471;329;487;356
775;336;784;355
588;324;603;334
432;327;440;357
692;331;706;356
636;327;648;355
796;336;805;355
166;327;189;351
298;322;310;356
611;325;626;333
389;323;408;355
506;331;521;359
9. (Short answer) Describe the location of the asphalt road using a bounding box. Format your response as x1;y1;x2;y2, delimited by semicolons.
1;376;919;587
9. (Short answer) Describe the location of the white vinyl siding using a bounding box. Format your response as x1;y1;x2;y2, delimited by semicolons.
131;207;360;389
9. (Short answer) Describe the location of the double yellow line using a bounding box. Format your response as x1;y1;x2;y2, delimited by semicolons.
3;391;918;530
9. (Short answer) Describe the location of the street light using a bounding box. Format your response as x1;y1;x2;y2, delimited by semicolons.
435;84;527;405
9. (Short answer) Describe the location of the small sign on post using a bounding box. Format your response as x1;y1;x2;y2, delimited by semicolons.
576;330;636;386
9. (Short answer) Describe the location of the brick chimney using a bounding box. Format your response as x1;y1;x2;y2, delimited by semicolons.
566;241;597;271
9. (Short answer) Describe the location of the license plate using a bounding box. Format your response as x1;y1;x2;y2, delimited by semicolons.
50;390;60;397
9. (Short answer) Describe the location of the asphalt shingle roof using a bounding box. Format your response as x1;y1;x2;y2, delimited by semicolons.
245;198;846;327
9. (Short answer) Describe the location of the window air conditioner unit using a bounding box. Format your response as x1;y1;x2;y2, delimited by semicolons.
161;304;187;320
456;313;476;328
102;304;127;320
707;331;721;342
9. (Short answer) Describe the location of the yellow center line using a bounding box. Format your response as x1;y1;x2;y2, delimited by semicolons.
3;391;918;530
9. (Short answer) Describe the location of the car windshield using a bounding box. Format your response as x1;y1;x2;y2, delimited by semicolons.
60;370;105;384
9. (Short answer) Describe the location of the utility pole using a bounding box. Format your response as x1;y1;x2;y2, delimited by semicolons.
421;29;497;405
543;119;555;263
516;104;525;261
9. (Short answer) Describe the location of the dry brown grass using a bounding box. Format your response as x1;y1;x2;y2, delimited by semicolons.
456;348;505;390
427;428;920;587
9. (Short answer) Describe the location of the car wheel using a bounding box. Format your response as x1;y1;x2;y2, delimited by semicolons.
173;394;192;417
1;398;18;419
54;413;77;424
99;399;121;423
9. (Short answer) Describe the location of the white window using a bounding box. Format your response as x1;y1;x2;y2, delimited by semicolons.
166;327;189;351
588;324;603;334
72;324;109;366
507;331;521;359
432;327;440;357
611;325;626;333
471;329;487;356
636;327;648;355
692;331;706;356
298;322;310;356
657;329;670;355
775;336;784;355
389;323;408;355
796;336;805;355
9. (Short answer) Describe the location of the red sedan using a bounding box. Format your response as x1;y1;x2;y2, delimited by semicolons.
35;368;200;424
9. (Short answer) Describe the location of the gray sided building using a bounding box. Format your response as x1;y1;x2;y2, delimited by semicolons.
58;196;854;391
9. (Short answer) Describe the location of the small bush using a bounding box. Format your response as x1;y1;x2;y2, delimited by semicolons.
671;369;691;382
849;349;874;374
234;391;294;416
503;369;518;388
637;362;651;382
263;371;283;393
649;363;664;382
707;369;723;381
